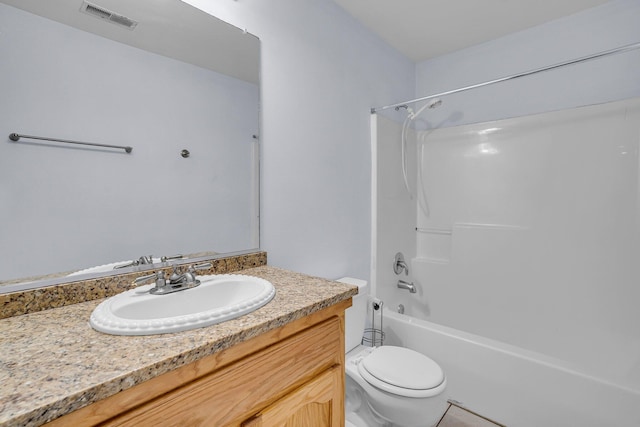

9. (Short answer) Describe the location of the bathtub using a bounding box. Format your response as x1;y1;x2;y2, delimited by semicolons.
382;310;640;427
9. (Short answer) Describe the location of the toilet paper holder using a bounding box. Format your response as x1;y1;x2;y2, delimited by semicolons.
362;298;385;347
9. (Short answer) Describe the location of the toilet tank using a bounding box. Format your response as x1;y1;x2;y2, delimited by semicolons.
337;277;369;353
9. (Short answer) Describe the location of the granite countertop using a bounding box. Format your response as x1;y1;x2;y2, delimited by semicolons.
0;266;357;427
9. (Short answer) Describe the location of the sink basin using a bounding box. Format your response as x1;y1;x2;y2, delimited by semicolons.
89;274;275;335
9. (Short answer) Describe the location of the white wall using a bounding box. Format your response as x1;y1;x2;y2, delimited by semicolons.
185;0;640;289
414;0;640;129
0;3;259;280
184;0;415;281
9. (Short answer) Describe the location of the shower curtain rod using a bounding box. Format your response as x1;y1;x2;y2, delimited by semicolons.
371;41;640;114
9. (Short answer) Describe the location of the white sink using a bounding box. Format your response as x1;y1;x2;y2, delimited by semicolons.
89;274;275;335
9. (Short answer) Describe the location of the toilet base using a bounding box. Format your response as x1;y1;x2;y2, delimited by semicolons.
346;409;381;427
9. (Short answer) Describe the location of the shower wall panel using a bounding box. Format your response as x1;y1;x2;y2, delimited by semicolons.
412;97;640;390
372;115;417;300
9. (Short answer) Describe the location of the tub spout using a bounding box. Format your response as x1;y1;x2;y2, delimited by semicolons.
397;280;416;293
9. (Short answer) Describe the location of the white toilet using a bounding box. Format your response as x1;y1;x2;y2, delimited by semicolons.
338;277;448;427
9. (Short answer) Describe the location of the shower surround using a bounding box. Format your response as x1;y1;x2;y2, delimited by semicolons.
372;96;640;426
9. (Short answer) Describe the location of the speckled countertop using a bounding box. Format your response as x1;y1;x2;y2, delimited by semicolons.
0;266;357;427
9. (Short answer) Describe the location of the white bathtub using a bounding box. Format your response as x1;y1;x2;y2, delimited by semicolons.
382;310;640;427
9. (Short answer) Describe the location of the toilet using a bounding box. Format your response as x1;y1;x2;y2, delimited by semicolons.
338;277;447;427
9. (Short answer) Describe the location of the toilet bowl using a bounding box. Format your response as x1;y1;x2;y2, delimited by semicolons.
338;277;447;427
346;344;447;426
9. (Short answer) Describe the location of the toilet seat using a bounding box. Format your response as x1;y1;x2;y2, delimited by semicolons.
357;346;446;398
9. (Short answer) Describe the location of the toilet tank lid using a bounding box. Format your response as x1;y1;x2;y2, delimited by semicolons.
336;277;368;289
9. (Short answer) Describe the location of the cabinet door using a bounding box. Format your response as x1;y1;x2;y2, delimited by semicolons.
242;366;343;427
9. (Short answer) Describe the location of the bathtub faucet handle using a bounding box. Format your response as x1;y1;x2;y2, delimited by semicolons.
393;252;409;275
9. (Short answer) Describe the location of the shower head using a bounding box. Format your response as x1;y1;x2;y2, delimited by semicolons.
407;98;443;121
427;98;442;109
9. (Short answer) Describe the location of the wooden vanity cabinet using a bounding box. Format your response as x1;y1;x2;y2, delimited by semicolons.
240;365;342;427
45;300;349;427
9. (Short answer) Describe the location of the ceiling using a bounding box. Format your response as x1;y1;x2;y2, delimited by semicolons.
0;0;259;84
3;0;613;79
333;0;612;62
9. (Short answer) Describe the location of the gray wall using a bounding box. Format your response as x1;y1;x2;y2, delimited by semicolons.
414;0;640;128
186;0;416;281
0;4;259;279
186;0;640;283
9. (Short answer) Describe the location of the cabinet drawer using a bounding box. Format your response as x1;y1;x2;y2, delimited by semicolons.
103;317;343;426
241;366;342;427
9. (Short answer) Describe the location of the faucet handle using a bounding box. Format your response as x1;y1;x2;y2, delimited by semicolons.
133;272;157;285
190;262;212;273
134;271;166;294
138;255;154;265
393;252;409;275
113;255;155;270
161;254;184;262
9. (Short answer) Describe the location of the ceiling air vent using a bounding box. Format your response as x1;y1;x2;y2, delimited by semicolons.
80;1;138;30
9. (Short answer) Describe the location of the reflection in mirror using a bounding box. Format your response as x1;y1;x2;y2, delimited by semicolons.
0;0;260;292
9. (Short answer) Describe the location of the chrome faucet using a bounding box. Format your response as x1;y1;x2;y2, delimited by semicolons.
113;255;155;270
138;255;154;265
397;280;416;293
133;262;212;295
114;254;183;270
134;271;167;292
168;264;205;286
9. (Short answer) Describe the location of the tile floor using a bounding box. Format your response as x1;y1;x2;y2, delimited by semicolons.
436;403;505;427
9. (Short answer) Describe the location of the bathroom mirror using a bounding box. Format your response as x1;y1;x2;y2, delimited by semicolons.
0;0;260;292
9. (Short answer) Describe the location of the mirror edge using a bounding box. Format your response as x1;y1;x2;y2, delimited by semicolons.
0;248;262;294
